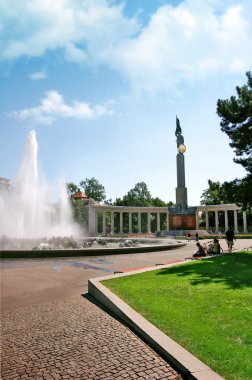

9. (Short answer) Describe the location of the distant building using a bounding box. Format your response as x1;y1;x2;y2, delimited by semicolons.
71;192;89;201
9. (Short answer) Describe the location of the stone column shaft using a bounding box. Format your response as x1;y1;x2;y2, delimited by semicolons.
243;211;248;233
111;212;114;235
234;210;238;233
224;210;228;232
129;212;132;234
215;210;219;233
157;213;160;231
120;212;123;234
102;212;106;234
195;212;199;230
138;212;141;233
147;213;151;234
205;211;209;230
166;212;169;231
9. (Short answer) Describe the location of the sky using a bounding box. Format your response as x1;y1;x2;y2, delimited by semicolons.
1;0;251;206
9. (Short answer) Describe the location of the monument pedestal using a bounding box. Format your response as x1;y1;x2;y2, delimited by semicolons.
169;207;196;230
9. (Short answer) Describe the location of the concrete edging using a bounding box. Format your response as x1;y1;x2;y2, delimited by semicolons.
88;262;224;380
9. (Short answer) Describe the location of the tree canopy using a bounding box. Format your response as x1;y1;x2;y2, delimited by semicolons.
200;179;241;206
118;182;152;207
114;181;173;207
216;72;252;209
67;182;80;197
217;71;252;174
79;177;106;203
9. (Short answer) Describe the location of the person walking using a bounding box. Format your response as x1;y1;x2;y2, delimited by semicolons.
225;227;235;253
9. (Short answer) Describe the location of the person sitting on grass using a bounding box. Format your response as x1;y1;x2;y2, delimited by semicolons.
193;242;207;258
212;238;221;254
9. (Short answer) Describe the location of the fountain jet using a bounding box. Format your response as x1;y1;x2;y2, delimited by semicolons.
0;130;80;239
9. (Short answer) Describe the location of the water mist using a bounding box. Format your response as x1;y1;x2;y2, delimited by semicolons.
0;130;80;241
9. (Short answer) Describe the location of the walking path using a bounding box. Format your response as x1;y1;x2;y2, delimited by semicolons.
1;295;181;380
1;239;251;379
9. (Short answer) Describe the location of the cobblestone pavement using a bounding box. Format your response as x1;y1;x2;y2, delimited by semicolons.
1;295;182;380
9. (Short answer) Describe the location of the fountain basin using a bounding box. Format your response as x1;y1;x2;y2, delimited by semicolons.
0;238;186;258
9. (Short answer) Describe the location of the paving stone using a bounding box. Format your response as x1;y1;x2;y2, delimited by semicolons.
1;295;181;380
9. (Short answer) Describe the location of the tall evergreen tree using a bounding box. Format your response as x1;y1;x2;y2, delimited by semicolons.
216;72;252;209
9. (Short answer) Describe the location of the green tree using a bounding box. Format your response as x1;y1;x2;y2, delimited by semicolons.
80;177;106;203
217;71;252;173
71;199;88;227
216;72;252;209
67;182;80;196
115;182;152;207
200;180;225;205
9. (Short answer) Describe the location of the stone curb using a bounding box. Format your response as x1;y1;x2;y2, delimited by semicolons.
88;261;224;380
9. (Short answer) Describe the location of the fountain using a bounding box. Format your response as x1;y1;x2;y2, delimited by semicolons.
0;131;185;255
0;130;80;249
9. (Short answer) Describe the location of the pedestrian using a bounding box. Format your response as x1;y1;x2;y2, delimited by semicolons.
225;227;235;253
193;242;206;258
195;231;199;241
187;233;191;242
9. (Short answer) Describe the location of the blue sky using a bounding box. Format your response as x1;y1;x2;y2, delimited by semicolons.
1;0;251;206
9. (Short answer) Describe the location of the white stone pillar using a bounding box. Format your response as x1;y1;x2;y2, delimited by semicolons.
129;212;132;234
195;211;199;230
102;212;106;234
157;213;160;231
234;210;238;233
166;212;169;231
147;212;151;234
88;207;97;236
224;210;228;232
215;210;219;233
111;212;114;235
138;212;141;233
205;211;209;230
95;211;98;235
243;211;248;233
120;212;123;234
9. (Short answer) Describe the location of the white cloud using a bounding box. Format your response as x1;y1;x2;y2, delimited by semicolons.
11;90;112;124
0;0;139;62
103;1;252;93
29;70;47;80
1;0;252;94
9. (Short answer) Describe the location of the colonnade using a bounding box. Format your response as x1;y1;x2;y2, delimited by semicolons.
195;204;248;233
88;203;249;236
88;205;169;236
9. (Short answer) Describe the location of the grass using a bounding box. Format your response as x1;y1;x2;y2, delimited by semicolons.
102;252;252;380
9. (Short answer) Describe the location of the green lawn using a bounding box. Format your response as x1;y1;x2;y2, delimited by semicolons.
103;252;252;380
